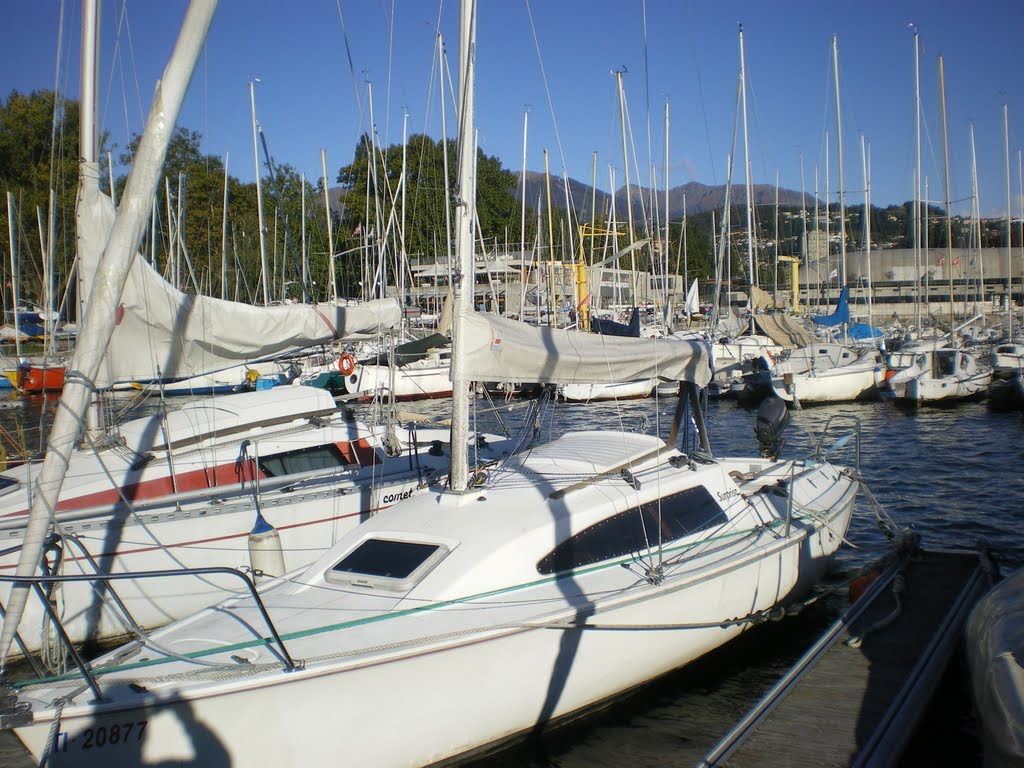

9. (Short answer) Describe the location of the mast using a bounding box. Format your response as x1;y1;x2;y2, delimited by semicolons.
739;24;756;292
0;0;218;670
321;149;337;301
449;0;476;493
913;28;923;331
544;149;556;326
250;79;269;305
1004;105;1013;342
938;55;955;334
518;109;528;321
221;152;229;300
969;123;983;316
6;193;20;360
861;135;873;328
663;98;671;327
614;69;637;301
833;34;847;292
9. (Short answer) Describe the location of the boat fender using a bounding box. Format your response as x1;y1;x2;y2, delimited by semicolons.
248;511;285;584
848;568;881;604
339;354;356;376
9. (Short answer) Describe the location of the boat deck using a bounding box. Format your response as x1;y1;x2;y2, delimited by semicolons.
699;547;993;768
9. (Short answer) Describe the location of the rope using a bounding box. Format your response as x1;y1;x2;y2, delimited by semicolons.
38;542;68;677
846;571;906;649
37;696;65;768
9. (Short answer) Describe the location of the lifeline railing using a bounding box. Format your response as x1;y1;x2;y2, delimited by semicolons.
0;565;296;703
812;414;861;475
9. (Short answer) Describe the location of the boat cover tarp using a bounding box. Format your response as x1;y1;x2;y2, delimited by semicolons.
461;312;712;387
847;322;884;340
966;567;1024;765
751;314;816;349
590;307;640;337
812;288;850;327
79;189;401;386
363;333;450;368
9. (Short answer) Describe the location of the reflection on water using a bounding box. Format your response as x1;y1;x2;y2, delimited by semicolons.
3;389;1022;766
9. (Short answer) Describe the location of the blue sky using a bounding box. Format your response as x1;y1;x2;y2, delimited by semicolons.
4;1;1024;217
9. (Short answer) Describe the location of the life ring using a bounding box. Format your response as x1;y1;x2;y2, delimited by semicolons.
338;354;356;376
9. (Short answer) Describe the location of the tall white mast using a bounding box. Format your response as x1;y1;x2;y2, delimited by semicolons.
969;123;983;315
861;135;873;327
221;153;229;301
938;55;955;333
449;0;476;493
1004;105;1013;342
739;24;756;291
833;34;847;291
321;149;337;301
249;79;269;305
913;28;923;331
519;109;528;319
0;0;219;669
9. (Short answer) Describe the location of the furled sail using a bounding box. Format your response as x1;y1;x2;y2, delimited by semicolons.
461;311;712;387
80;193;401;386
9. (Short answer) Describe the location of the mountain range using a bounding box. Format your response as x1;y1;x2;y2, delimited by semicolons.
328;173;814;220
517;171;814;218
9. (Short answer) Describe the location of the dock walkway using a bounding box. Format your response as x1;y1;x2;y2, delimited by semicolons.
699;547;993;767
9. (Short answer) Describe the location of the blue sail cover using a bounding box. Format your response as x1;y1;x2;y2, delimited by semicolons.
812;288;849;327
847;322;884;340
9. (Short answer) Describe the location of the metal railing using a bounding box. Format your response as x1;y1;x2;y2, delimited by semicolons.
0;565;296;702
812;414;862;474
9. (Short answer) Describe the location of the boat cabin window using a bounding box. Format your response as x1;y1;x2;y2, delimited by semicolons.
326;538;449;591
260;444;349;477
537;485;727;575
0;476;18;495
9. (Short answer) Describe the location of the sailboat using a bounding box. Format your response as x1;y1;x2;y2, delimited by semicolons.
0;0;512;658
886;56;992;405
0;4;861;765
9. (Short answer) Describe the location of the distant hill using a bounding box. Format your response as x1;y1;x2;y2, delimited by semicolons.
518;172;813;218
328;174;815;222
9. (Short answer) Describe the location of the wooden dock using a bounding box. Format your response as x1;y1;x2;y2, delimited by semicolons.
698;546;994;768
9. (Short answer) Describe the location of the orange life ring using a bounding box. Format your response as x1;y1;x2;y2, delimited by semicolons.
338;354;356;376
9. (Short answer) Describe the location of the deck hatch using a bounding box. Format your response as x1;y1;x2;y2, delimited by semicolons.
327;538;449;590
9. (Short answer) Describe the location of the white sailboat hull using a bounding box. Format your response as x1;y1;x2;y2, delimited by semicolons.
771;365;884;403
0;387;509;652
343;361;453;401
11;447;857;767
558;378;655;401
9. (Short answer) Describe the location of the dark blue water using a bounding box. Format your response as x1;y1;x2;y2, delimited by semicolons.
5;390;1022;766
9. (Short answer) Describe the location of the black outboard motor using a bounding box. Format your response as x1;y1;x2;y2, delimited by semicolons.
755;396;789;459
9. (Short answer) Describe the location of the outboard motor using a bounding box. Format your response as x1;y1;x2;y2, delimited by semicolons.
755;396;789;459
